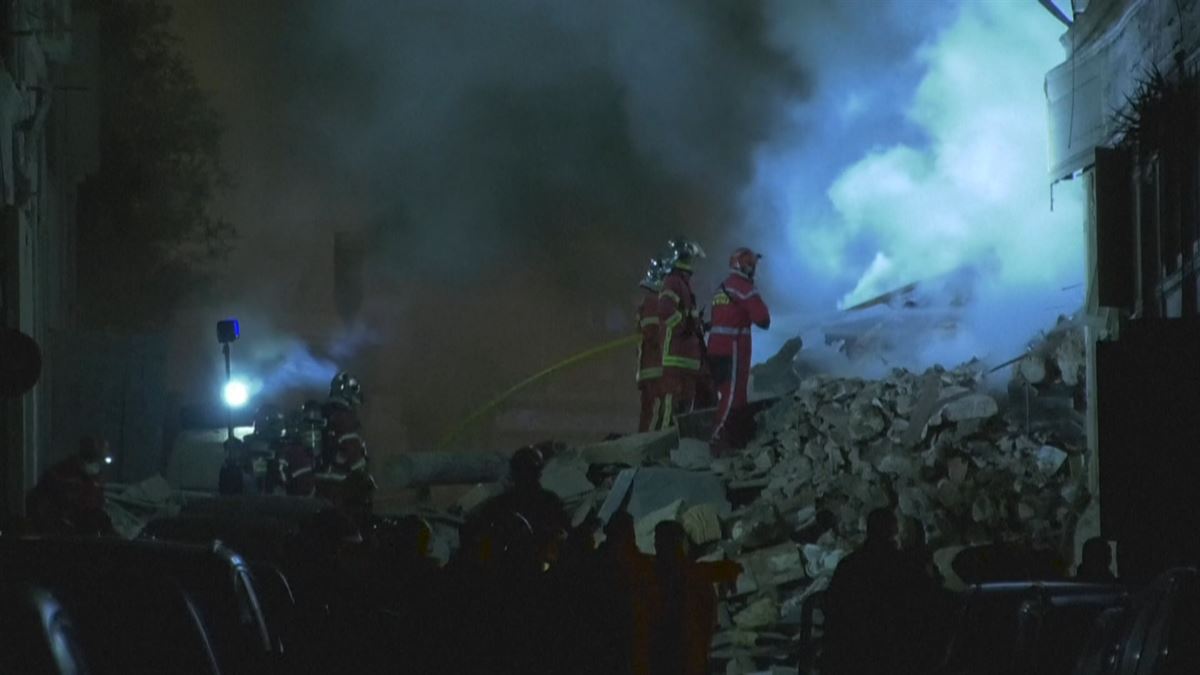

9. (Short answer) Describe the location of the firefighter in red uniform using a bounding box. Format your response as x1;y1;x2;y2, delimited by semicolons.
636;257;667;432
708;247;770;450
269;401;322;497
317;373;375;519
654;238;707;430
27;436;115;535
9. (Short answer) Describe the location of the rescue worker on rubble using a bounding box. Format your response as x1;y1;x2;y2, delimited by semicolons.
708;247;770;451
317;372;375;519
653;238;707;430
27;436;115;535
636;257;668;432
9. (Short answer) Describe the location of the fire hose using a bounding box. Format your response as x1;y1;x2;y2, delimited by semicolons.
434;333;641;451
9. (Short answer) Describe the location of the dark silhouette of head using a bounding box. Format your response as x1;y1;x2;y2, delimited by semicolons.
604;511;636;550
654;520;689;565
509;446;545;490
865;508;898;548
1080;538;1113;575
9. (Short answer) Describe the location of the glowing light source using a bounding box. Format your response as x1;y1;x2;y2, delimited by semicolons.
223;379;250;408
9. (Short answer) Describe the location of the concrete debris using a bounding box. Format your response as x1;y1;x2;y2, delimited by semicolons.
457;482;504;513
539;458;594;501
420;321;1091;671
733;596;779;629
577;428;678;466
602;467;731;525
941;393;1000;422
1035;445;1069;476
670;438;714;470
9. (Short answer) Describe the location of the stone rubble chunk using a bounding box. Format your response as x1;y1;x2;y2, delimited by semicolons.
942;393;1000;422
671;438;714;470
801;543;844;578
578;429;678;466
540;458;595;501
733;596;779;629
1035;445;1068;476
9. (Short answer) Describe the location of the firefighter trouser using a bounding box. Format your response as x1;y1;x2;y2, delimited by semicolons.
638;379;662;433
653;371;697;430
711;337;752;443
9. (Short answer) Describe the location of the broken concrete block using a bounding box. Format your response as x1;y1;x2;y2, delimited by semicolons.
681;503;723;546
634;498;685;553
942;393;999;422
1035;445;1068;476
598;466;731;525
971;494;997;523
946;457;969;484
801;543;844;578
540;458;595;501
457;482;504;513
578;429;678;466
733;596;779;629
670;437;713;470
731;503;784;550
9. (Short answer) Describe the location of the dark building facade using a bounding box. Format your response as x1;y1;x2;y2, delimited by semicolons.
1047;0;1200;579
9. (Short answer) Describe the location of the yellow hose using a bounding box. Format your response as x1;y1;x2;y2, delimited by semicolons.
435;333;641;450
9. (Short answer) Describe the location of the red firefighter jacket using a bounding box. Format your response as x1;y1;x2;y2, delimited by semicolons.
708;271;770;358
657;270;703;373
636;289;663;384
279;441;316;497
317;402;369;484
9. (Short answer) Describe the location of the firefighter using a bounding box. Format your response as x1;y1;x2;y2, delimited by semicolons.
27;436;115;535
636;257;668;432
318;372;375;518
708;247;770;450
244;404;286;493
275;400;323;497
654;238;706;430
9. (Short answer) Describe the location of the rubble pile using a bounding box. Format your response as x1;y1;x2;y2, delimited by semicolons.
481;325;1090;674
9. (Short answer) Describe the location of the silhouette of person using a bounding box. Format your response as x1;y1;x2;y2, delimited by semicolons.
647;520;741;675
1076;538;1117;583
822;507;933;675
593;511;654;675
467;445;569;575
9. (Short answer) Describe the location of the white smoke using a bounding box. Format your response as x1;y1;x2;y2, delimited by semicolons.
756;0;1084;368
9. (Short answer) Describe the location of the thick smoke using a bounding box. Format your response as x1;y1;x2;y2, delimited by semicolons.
169;0;812;447
169;0;1085;451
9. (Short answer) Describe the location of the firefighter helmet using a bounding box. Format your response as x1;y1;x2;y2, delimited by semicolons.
329;372;363;408
253;404;286;439
639;256;668;291
665;238;706;272
729;247;762;278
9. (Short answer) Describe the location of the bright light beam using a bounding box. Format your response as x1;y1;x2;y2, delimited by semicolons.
223;379;250;408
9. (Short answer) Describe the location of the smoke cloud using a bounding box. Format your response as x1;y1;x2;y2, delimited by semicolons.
752;0;1084;370
168;0;1085;449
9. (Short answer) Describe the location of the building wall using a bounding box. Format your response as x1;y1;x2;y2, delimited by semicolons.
1046;0;1200;578
0;0;97;516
